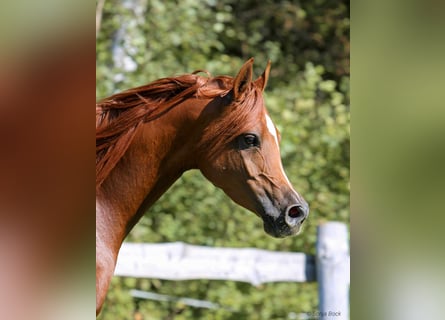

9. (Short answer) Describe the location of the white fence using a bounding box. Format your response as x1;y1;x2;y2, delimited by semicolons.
114;221;349;319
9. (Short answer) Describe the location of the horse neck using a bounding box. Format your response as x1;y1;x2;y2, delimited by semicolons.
96;97;205;249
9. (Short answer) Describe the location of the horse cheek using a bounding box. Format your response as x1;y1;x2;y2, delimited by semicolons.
240;149;264;179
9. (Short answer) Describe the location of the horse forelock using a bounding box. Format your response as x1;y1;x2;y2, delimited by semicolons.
197;83;265;158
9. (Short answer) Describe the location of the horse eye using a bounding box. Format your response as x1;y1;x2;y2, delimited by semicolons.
245;135;256;145
239;134;259;149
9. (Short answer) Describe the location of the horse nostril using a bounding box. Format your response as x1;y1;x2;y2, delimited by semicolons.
287;205;306;219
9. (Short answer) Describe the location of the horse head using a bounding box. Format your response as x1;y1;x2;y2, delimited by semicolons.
197;59;309;238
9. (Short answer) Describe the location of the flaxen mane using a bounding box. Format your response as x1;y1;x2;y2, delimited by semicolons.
96;72;264;189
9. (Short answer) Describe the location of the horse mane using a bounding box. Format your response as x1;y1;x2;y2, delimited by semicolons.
96;71;264;189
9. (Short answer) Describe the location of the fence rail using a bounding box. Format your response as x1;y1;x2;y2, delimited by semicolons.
114;221;349;319
115;242;316;285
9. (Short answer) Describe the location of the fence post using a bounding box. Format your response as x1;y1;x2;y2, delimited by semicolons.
316;222;349;320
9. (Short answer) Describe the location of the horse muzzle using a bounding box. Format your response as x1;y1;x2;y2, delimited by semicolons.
262;202;309;238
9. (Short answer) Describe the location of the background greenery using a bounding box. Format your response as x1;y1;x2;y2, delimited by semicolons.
96;0;349;319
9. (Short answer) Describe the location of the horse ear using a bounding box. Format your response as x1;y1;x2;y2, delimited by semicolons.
233;58;254;99
254;60;271;91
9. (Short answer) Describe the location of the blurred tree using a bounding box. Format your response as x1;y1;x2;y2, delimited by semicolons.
97;0;349;319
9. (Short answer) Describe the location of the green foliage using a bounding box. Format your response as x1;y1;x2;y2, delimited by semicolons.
97;0;349;319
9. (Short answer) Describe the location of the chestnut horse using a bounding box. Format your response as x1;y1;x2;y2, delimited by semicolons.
96;58;309;314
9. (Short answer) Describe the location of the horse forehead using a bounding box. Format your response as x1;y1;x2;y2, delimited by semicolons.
265;114;279;146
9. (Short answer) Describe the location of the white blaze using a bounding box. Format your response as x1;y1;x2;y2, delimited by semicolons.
265;114;295;188
265;114;279;147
